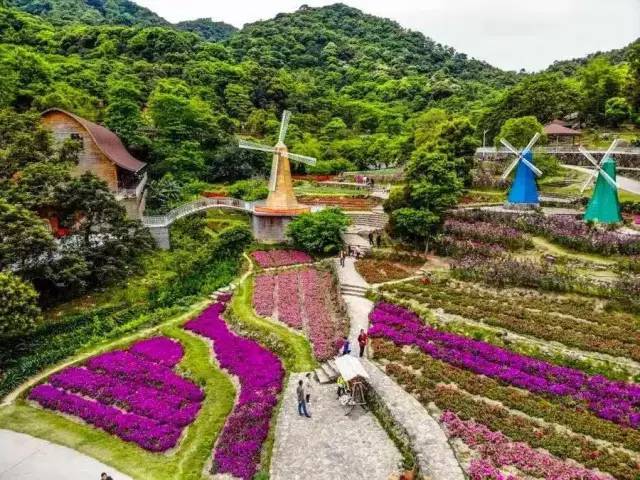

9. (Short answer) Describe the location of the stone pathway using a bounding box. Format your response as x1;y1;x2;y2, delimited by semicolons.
0;429;132;480
335;257;466;479
270;375;402;480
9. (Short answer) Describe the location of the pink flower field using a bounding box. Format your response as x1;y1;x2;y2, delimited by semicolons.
250;249;312;268
29;337;203;452
252;267;347;360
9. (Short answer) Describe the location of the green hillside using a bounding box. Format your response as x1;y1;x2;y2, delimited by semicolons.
175;18;236;42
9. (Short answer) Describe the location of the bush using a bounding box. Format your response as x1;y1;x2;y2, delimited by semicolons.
286;208;350;255
227;179;269;201
0;271;41;338
308;158;356;174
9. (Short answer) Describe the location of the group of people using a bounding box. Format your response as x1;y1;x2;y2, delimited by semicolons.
340;329;369;358
339;244;366;266
368;231;382;247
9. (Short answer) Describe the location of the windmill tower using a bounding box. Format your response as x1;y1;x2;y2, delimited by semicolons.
579;140;622;224
238;110;317;241
239;110;317;213
500;133;543;207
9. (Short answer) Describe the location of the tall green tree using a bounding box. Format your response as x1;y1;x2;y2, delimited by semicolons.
0;271;41;338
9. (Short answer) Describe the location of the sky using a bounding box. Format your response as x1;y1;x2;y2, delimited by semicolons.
133;0;640;72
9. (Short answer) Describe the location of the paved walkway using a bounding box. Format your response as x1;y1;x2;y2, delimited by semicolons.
0;429;132;480
270;375;402;480
563;164;640;195
335;258;466;479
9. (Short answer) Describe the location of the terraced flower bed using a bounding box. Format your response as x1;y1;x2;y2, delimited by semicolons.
252;267;347;360
369;303;640;479
380;279;640;361
443;219;533;251
29;337;204;452
185;297;284;480
251;249;313;268
355;259;418;284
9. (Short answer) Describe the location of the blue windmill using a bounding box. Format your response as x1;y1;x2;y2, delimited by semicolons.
500;133;543;206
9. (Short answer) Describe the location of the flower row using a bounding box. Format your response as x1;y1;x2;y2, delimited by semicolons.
253;268;346;361
369;303;640;428
251;249;312;268
29;336;202;452
185;297;284;480
442;411;610;480
443;219;532;251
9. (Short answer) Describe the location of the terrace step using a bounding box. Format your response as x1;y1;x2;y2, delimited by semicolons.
314;367;332;384
340;284;368;297
321;362;339;380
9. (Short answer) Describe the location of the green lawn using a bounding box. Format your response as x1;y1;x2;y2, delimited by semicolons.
0;318;235;480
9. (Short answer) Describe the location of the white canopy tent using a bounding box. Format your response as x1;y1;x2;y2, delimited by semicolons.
334;355;370;382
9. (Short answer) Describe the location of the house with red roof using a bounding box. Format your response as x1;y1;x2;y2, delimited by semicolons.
41;108;147;219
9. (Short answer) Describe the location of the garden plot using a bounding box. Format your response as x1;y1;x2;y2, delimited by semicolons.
251;249;313;268
253;267;348;361
29;337;204;452
369;302;640;480
379;279;640;362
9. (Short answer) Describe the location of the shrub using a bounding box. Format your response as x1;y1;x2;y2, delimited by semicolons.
0;271;41;338
227;179;269;201
286;208;350;255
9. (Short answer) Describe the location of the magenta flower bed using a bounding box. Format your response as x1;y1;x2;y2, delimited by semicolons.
276;271;303;328
251;249;312;268
442;411;610;480
369;303;640;429
253;274;275;316
29;336;203;452
185;298;284;480
253;267;344;361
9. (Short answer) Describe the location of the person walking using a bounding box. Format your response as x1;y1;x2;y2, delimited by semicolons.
368;232;374;245
341;336;351;356
339;249;346;267
357;329;368;358
304;372;313;404
297;379;311;418
376;234;382;248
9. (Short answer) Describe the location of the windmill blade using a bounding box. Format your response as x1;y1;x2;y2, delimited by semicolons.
284;152;317;166
522;132;541;154
598;168;618;190
578;146;600;169
239;139;276;154
501;156;521;180
278;110;292;144
520;157;543;177
268;155;279;192
601;138;621;163
499;138;520;157
579;170;596;193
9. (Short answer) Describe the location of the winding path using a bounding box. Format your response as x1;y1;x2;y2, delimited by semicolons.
335;257;466;480
0;429;132;480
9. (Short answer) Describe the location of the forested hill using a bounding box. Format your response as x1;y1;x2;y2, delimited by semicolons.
175;18;237;42
227;3;516;86
547;38;639;76
8;0;167;26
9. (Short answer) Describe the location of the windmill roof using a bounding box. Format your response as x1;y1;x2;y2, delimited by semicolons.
543;122;581;136
41;108;147;173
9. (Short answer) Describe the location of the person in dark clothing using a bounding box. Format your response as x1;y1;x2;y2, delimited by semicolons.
368;232;374;245
341;336;351;356
297;379;311;418
339;249;346;267
101;473;113;480
357;329;368;358
376;234;382;248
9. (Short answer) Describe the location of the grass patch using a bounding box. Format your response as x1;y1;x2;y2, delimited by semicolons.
0;320;235;480
226;275;316;373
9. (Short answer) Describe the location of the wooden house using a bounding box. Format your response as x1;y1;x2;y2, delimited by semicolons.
41;108;147;219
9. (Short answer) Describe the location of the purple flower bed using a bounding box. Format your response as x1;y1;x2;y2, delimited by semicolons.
253;274;276;316
443;219;531;251
251;249;312;268
369;303;640;429
29;336;203;452
185;298;284;480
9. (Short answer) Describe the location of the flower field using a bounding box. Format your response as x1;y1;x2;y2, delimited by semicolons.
251;249;313;268
379;279;640;361
29;337;204;452
443;218;532;251
355;259;418;284
185;297;284;480
369;302;640;479
252;267;347;360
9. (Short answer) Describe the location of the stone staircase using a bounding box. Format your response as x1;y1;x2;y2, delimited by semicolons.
314;359;340;384
340;283;368;298
344;210;389;230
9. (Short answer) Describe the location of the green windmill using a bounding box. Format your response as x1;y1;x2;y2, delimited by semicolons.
579;139;622;224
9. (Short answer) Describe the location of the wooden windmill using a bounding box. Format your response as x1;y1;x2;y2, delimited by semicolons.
579;139;622;224
500;133;543;206
239;110;317;212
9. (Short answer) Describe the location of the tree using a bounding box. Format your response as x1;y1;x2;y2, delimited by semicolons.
496;116;546;148
390;208;439;248
0;271;41;338
0;198;54;271
286;208;351;255
580;56;626;124
145;174;183;214
605;97;631;127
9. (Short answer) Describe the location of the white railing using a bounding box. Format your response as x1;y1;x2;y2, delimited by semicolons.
142;197;252;227
477;146;640;155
